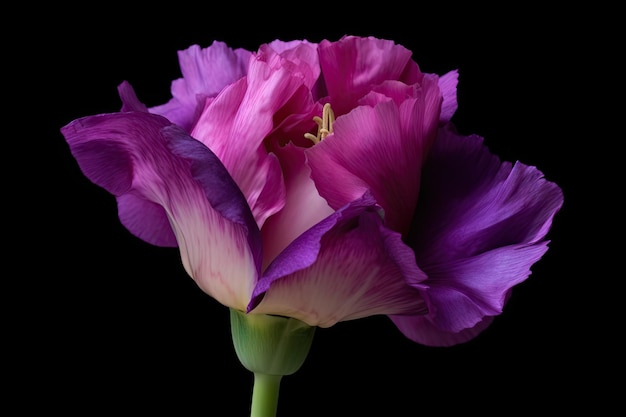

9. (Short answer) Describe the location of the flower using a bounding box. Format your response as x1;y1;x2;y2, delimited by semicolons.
60;35;563;350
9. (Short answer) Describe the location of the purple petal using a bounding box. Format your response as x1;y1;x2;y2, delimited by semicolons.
118;193;178;246
149;41;252;131
394;124;564;345
61;112;177;246
401;243;549;337
391;313;495;347
438;70;459;123
410;125;564;261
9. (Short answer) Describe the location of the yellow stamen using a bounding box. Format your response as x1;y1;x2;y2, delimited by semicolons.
304;103;335;144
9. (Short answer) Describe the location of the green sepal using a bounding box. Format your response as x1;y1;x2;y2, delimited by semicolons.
230;308;316;376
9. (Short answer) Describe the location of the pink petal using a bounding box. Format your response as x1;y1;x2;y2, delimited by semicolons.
260;143;334;270
394;125;564;345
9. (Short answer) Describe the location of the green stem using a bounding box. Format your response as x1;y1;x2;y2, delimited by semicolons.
250;373;282;417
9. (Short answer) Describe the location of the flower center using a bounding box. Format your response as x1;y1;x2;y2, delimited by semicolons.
304;103;335;144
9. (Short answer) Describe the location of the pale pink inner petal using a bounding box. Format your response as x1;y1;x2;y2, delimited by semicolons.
260;143;334;270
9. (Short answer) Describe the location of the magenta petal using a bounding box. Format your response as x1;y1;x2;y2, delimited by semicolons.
318;35;421;115
308;78;442;233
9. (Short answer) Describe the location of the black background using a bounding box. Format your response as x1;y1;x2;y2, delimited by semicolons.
12;4;617;415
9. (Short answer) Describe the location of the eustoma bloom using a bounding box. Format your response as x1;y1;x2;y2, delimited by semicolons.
61;35;563;416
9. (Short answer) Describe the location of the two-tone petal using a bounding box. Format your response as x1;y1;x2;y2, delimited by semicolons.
249;193;428;328
61;112;261;311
